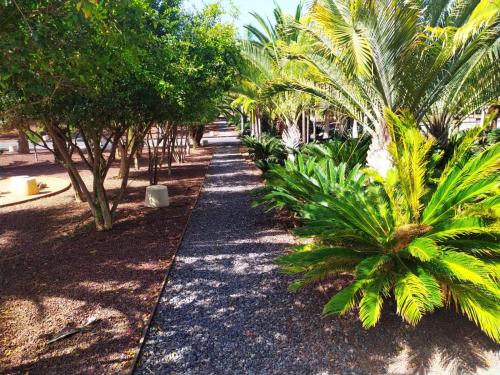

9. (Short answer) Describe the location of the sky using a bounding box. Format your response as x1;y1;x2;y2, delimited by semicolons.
183;0;302;35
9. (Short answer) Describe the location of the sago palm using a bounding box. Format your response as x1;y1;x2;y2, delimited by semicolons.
300;135;370;169
277;110;500;342
259;154;366;213
241;134;287;171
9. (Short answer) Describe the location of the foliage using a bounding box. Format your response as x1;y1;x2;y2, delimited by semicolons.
300;136;370;170
261;0;500;173
0;0;240;230
241;134;287;172
485;128;500;146
273;111;500;342
229;2;312;138
259;155;366;214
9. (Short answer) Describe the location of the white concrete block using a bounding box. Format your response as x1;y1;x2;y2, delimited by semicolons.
10;176;39;196
8;145;18;153
145;185;169;208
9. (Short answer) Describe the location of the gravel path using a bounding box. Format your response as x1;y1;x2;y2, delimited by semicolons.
135;123;499;375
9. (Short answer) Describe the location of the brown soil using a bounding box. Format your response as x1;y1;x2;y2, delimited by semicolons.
0;146;213;374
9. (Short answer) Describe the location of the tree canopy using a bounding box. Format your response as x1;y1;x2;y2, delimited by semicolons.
0;0;241;229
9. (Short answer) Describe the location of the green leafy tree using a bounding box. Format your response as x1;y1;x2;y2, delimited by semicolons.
0;0;239;230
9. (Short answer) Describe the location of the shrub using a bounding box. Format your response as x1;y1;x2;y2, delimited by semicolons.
241;134;287;172
275;111;500;342
300;136;370;170
258;155;365;214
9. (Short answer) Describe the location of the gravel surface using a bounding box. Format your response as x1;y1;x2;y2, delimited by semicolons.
135;123;499;375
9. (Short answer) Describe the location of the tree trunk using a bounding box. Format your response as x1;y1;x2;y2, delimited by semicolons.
301;111;306;143
313;110;317;141
352;120;359;139
67;168;86;202
250;111;255;137
257;114;262;139
92;133;113;231
134;135;143;170
47;124;94;206
117;142;128;179
306;112;310;144
366;123;392;177
52;131;65;164
17;131;30;154
189;125;204;148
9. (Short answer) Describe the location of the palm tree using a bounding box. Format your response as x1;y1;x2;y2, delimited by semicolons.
267;0;500;175
233;1;312;142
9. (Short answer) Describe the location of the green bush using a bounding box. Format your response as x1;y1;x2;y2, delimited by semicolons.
300;136;370;170
241;134;287;172
258;155;365;213
273;111;500;342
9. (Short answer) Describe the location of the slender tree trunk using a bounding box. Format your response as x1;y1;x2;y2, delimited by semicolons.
324;113;331;139
68;168;86;203
313;110;317;141
52;131;65;164
47;123;94;207
134;143;142;170
250;111;254;137
240;113;245;136
301;111;306;143
92;133;112;231
17;130;30;154
33;144;38;162
117;141;128;178
257;113;262;139
352;120;359;138
306;111;310;144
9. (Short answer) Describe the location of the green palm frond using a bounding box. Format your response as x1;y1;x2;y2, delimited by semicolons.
323;280;365;315
395;268;443;325
447;283;500;341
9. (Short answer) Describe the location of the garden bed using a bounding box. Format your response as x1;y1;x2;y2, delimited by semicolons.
0;146;212;374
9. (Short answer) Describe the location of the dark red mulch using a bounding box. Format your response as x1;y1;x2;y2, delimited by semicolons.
0;146;213;374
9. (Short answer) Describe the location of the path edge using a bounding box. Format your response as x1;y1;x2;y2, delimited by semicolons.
125;146;215;375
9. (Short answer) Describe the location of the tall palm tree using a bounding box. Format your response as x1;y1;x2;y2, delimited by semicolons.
267;0;500;175
232;1;311;142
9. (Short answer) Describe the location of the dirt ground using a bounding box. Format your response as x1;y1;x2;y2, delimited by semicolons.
0;144;213;374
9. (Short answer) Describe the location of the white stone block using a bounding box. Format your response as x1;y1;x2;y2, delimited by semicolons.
145;185;169;208
10;176;39;196
209;131;215;137
8;145;18;153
